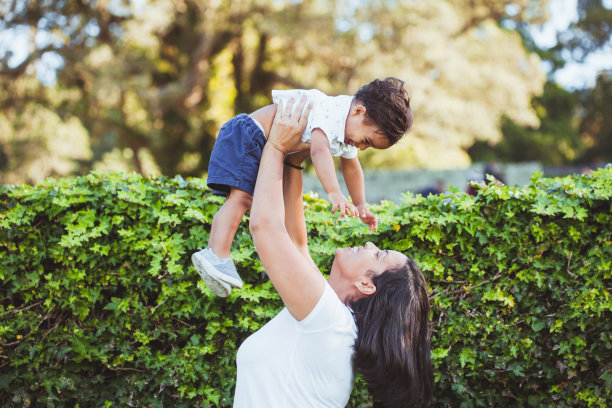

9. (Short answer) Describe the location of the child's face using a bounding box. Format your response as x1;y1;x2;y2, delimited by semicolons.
344;105;392;151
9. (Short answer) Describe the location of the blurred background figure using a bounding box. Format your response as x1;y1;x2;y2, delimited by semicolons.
484;161;506;185
466;171;484;196
417;180;445;196
466;161;506;195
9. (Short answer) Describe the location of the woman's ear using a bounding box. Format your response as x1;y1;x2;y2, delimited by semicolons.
356;279;376;296
350;104;367;117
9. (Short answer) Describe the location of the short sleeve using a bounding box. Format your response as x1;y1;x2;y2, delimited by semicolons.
271;90;354;156
272;89;326;144
308;94;355;157
340;146;358;159
298;282;356;334
271;89;325;117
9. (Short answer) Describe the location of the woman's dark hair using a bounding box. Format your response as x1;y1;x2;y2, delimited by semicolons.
350;258;433;407
354;77;413;146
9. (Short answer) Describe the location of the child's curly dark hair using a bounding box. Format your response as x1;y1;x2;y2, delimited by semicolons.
354;77;412;146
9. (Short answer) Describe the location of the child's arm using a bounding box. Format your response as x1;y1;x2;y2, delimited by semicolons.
311;129;357;218
340;156;378;231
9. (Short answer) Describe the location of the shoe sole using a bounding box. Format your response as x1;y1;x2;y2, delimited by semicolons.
192;252;244;289
191;252;232;297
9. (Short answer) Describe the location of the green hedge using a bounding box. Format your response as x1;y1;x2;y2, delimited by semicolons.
1;168;611;407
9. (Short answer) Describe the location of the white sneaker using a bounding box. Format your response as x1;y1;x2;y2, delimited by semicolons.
191;248;243;297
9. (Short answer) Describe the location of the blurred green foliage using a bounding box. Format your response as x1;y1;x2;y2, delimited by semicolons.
469;73;612;166
468;0;612;167
1;0;553;185
468;81;584;164
577;72;612;163
1;168;610;406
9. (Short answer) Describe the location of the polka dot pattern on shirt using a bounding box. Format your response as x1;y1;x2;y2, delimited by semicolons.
272;89;358;159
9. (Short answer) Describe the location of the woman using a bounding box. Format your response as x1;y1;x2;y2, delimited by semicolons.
234;97;433;407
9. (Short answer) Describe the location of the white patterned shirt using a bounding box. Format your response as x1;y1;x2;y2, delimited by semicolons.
272;89;358;159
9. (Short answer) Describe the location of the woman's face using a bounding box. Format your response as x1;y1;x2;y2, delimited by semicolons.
333;241;407;282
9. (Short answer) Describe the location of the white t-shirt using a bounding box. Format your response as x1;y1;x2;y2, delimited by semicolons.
272;89;358;159
233;282;358;408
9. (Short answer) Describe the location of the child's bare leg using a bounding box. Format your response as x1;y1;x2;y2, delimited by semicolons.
208;187;253;258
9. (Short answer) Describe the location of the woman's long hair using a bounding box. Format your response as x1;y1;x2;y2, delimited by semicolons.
350;258;433;407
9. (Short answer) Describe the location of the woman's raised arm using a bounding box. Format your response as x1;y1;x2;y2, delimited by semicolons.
282;149;317;269
249;98;325;321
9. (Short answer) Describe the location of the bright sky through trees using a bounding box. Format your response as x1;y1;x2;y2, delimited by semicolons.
530;0;612;89
0;0;609;89
0;0;609;184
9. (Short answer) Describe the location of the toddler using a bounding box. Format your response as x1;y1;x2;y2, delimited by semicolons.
192;77;413;296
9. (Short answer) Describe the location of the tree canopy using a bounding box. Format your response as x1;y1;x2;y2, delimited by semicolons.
467;0;612;166
1;0;552;184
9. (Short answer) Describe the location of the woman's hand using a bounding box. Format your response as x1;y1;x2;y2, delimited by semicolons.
268;96;312;154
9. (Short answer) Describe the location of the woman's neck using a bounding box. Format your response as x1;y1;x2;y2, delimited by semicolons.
328;274;358;305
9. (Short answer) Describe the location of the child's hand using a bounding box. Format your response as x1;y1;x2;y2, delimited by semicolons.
328;191;358;219
357;203;378;232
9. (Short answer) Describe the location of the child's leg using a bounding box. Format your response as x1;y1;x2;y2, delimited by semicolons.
208;187;253;259
193;113;263;295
